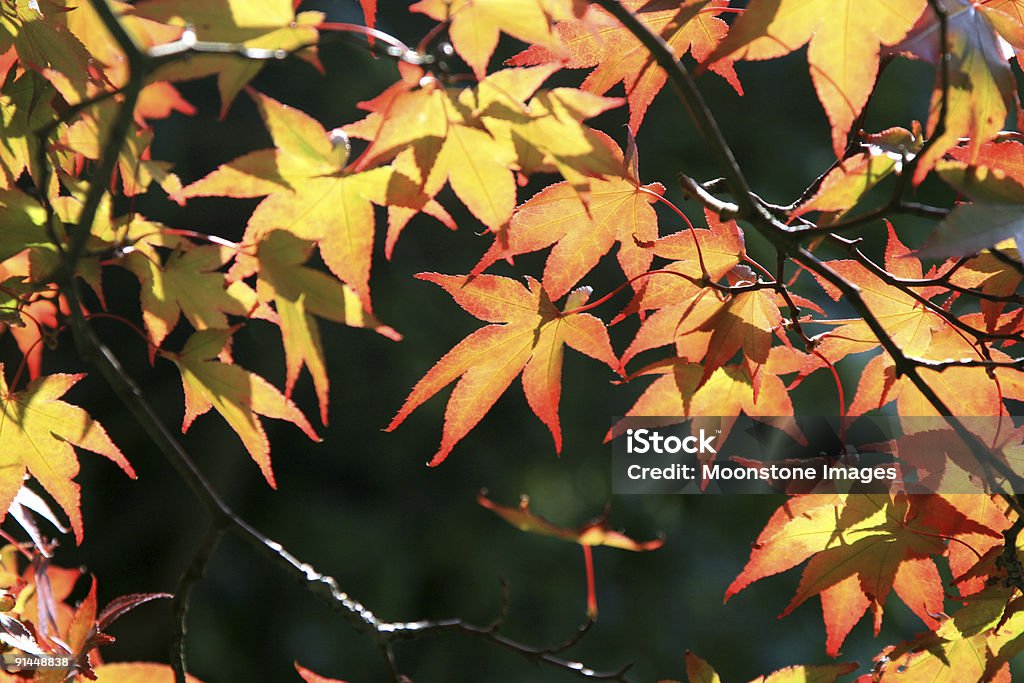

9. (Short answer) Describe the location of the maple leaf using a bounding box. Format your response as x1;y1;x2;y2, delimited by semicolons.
472;129;663;300
178;89;404;312
58;103;185;197
608;361;801;446
131;0;323;116
811;224;946;372
478;492;663;550
806;228;1023;418
925;140;1024;256
940;493;1014;598
296;662;348;683
0;72;58;189
726;493;999;656
256;230;401;425
0;368;135;544
167;328;320;487
36;578;170;680
343;66;625;245
410;0;575;79
0;252;66;381
697;288;782;398
795;126;921;221
704;0;927;156
387;273;617;466
484;83;627;199
510;0;741;131
123;244;249;349
479;491;662;617
620;290;721;369
0;0;107;104
679;652;856;683
615;206;746;323
87;663;205;683
879;426;1024;499
848;314;1024;419
896;0;1019;183
870;586;1023;681
343;71;519;237
950;250;1023;331
339;68;452;171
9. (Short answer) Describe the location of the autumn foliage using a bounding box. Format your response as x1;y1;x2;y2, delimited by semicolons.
1;0;1024;681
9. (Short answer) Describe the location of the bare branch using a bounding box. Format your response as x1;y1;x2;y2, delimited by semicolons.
171;524;225;683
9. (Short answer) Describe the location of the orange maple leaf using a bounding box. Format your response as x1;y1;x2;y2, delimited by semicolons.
608;360;802;446
472;130;663;300
387;273;617;465
726;493;1001;656
510;0;741;130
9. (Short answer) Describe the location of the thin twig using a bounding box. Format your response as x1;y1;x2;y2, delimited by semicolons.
170;524;226;683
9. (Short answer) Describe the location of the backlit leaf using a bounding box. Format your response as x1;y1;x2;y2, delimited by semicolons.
180;90;403;312
256;230;400;425
727;493;1000;656
705;0;927;156
411;0;574;79
477;492;663;550
131;0;322;115
472;131;663;300
897;0;1019;183
387;273;617;465
0;368;135;543
124;244;249;348
168;328;320;487
510;0;741;131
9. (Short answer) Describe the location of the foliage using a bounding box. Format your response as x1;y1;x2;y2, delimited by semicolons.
0;0;1022;681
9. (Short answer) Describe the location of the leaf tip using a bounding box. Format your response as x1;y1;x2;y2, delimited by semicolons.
427;447;450;467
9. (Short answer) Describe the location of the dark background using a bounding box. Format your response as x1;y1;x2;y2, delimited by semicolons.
18;1;1022;681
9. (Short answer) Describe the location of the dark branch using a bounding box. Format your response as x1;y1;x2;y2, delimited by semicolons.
171;524;225;682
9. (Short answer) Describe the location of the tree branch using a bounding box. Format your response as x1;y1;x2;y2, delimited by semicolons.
170;524;225;682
